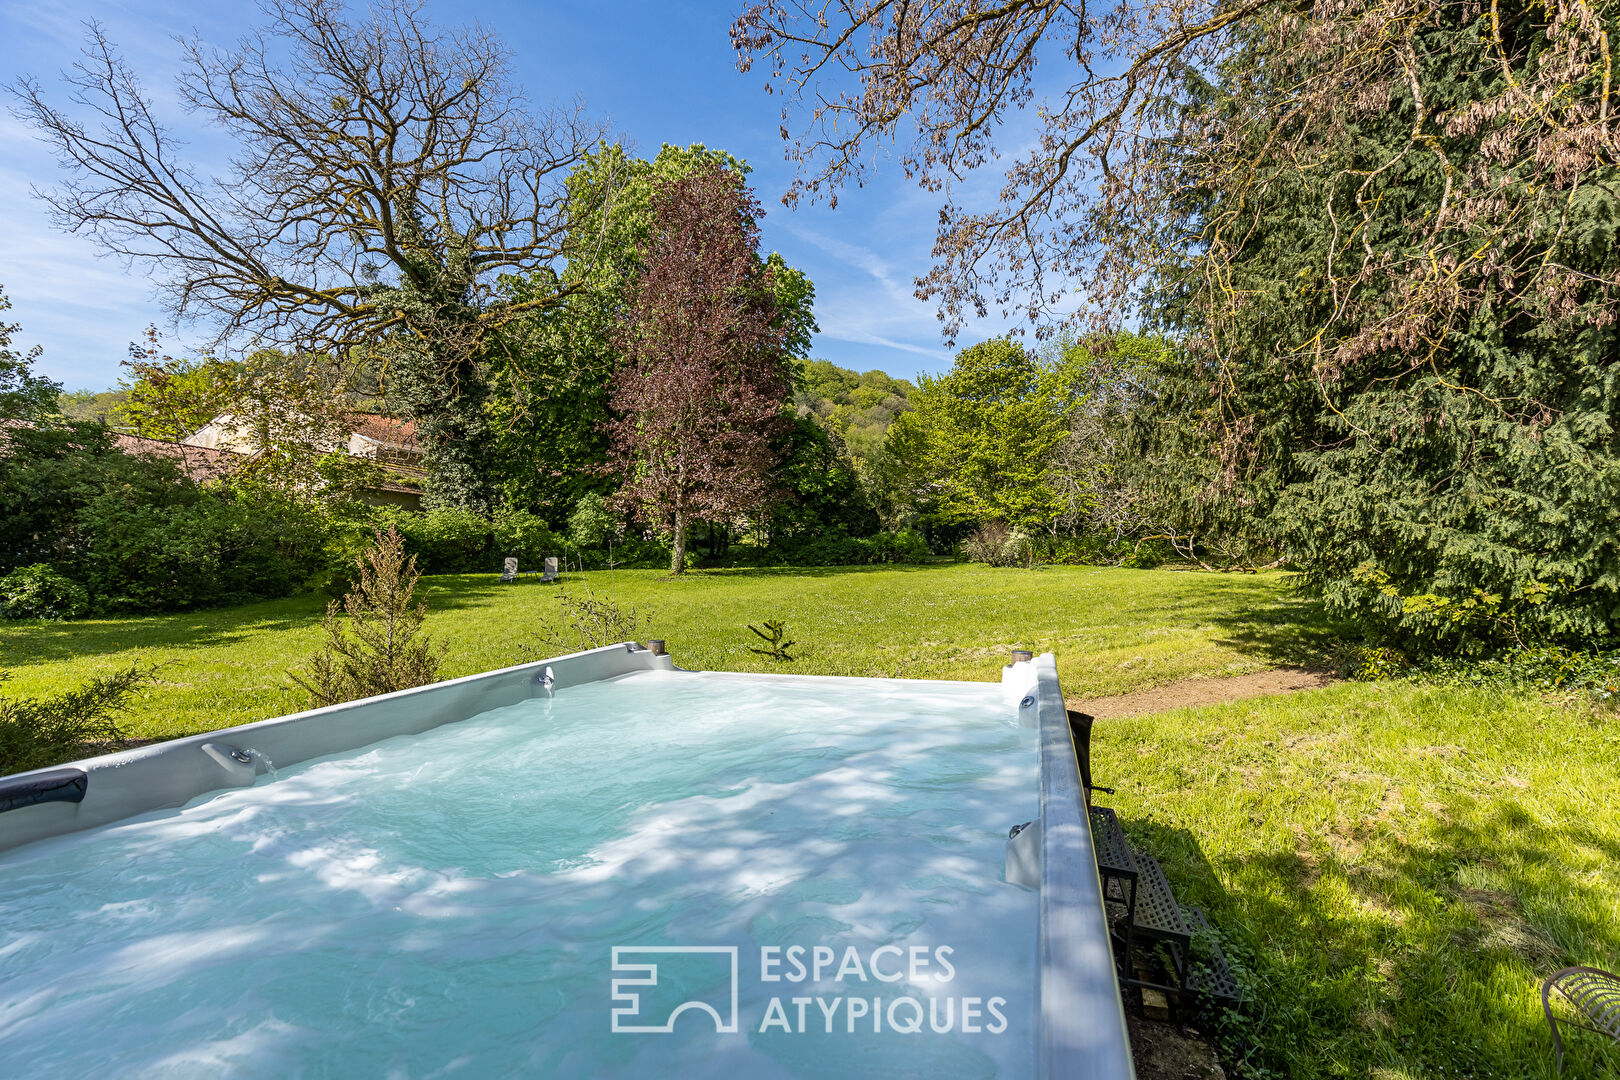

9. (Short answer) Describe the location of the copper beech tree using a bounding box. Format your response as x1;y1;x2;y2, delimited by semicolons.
606;165;793;575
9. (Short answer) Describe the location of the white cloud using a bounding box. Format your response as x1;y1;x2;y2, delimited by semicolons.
777;219;955;369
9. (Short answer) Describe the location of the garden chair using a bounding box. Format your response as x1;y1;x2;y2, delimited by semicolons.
1543;966;1620;1073
499;557;517;584
541;556;559;583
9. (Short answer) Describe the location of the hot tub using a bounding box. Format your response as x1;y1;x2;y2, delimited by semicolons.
0;646;1132;1078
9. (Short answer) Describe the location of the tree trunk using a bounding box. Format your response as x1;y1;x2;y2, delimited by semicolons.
671;507;687;574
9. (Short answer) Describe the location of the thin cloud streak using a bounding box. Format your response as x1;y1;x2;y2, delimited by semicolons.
781;220;955;368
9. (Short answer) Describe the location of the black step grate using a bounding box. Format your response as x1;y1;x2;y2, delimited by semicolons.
1179;905;1242;1004
1131;853;1191;946
1088;805;1138;911
1088;805;1137;876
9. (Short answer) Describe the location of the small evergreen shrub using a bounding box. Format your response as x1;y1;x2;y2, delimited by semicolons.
0;564;89;620
0;665;150;775
291;527;446;708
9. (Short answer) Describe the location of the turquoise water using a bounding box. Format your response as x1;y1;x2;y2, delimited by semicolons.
0;670;1038;1078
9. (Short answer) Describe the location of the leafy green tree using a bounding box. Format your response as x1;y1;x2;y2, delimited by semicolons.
488;144;816;520
75;486;327;613
1047;331;1176;542
885;338;1074;532
739;0;1620;647
1139;6;1620;644
0;286;61;421
0;422;325;612
566;492;621;549
794;359;913;461
765;415;878;543
118;329;235;441
0;423;180;574
57;389;129;426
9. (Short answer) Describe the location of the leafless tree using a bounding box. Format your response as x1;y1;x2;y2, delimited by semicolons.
11;0;607;507
732;0;1263;341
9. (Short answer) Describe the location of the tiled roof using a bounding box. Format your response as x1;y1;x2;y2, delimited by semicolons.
5;419;421;500
350;413;418;448
111;433;245;482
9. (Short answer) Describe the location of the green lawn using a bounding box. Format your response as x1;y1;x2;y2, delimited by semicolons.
1105;683;1620;1078
3;563;1614;1076
0;563;1334;741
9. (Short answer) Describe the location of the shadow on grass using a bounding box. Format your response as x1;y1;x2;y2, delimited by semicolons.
1205;602;1348;670
1123;804;1620;1078
0;575;526;670
673;563;948;580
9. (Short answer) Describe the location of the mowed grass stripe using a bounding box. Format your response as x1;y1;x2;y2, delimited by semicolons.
0;564;1336;741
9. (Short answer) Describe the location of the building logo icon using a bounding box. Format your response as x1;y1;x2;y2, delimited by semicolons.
610;946;740;1034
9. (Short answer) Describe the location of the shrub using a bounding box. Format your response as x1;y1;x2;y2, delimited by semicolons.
0;665;150;776
493;510;567;567
1117;539;1174;569
863;529;930;564
75;489;327;613
754;528;930;567
571;537;670;570
532;581;653;654
566;493;621;549
1028;534;1175;568
0;564;89;620
959;527;1175;569
0;421;186;573
0;421;330;614
961;521;1034;567
762;533;865;567
291;527;445;708
392;506;494;574
746;619;798;661
1352;643;1620;701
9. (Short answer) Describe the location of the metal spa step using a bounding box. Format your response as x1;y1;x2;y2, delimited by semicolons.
1176;905;1242;1005
1088;805;1138;880
1130;853;1191;947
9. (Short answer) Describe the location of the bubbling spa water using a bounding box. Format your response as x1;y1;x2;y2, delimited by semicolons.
0;671;1039;1078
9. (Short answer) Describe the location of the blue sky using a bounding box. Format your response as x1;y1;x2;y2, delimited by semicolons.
0;0;1037;392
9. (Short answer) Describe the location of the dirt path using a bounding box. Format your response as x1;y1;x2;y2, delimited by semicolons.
1067;666;1335;719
